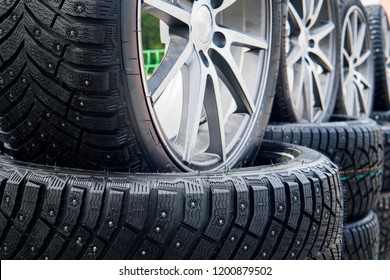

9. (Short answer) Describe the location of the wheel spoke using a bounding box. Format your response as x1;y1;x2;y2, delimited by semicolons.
287;44;302;67
175;52;207;163
148;36;193;102
214;0;238;13
346;20;354;53
355;82;368;113
303;60;314;122
204;64;226;161
210;47;255;115
354;71;372;89
308;59;325;110
356;50;371;66
288;2;304;31
292;62;305;107
219;27;269;50
355;22;367;57
310;22;335;42
143;0;191;26
310;47;335;73
307;0;324;28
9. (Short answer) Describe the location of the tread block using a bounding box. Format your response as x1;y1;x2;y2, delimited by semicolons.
82;180;105;230
183;179;207;230
190;238;217;260
215;227;244;260
14;181;41;231
14;219;50;259
204;184;232;242
61;0;119;20
0;169;26;217
57;62;110;92
132;240;160;260
97;189;124;240
162;226;197;260
39;234;65;260
60;227;90;260
57;186;85;236
125;180;150;231
40;176;67;224
104;226;137;260
233;234;258;260
147;184;180;245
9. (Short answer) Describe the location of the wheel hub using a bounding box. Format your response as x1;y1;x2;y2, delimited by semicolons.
298;29;310;56
192;3;214;49
194;5;213;44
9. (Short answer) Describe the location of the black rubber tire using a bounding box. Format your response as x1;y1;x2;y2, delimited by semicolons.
371;110;390;123
376;192;390;256
366;5;390;111
370;114;390;192
0;141;343;260
379;251;390;260
0;0;282;172
270;0;340;123
265;116;384;222
335;0;375;117
342;211;380;260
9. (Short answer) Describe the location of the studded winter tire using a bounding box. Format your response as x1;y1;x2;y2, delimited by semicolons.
0;0;282;172
265;116;383;221
0;141;343;260
271;0;340;123
376;192;390;257
342;211;380;260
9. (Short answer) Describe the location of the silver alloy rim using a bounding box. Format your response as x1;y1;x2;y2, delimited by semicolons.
383;14;390;101
139;0;272;171
341;6;373;117
286;0;337;123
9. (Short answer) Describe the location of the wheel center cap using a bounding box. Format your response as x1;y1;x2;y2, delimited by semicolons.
194;5;213;44
298;29;310;54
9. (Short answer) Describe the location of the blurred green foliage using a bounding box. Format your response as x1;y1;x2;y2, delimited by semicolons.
142;12;165;50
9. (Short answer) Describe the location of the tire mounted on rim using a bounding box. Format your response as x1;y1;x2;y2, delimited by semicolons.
271;0;340;123
337;0;374;117
0;0;282;172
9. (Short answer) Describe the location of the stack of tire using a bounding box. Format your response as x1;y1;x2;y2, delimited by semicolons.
266;0;384;260
366;3;390;260
0;0;346;260
0;0;386;260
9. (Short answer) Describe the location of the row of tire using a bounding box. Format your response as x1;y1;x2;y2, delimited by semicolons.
0;0;389;260
1;115;389;260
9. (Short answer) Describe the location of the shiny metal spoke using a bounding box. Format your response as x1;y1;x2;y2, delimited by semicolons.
204;64;226;161
288;2;304;31
303;60;314;122
218;27;269;50
175;52;207;163
148;37;193;102
210;46;255;115
143;0;191;26
310;46;335;73
287;45;302;67
303;0;324;28
310;22;335;42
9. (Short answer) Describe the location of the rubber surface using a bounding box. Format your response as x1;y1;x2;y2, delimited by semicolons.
342;211;380;260
265;117;383;221
0;141;343;260
0;0;282;172
366;5;390;111
376;192;390;256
